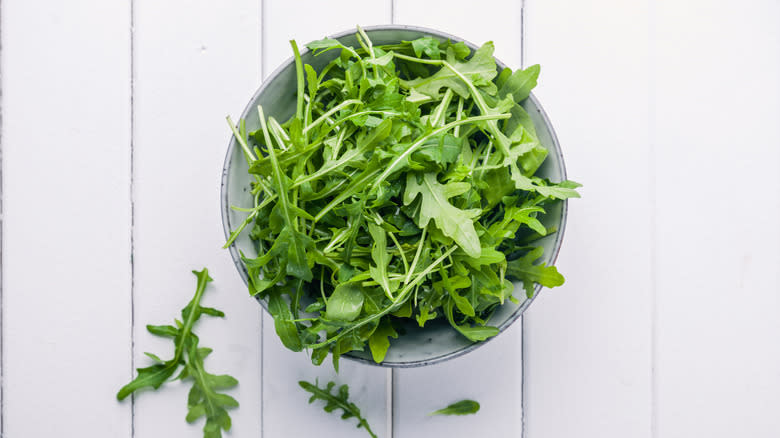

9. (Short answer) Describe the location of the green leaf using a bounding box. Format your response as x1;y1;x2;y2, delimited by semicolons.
368;318;398;363
306;37;343;54
268;288;303;351
367;222;394;298
533;178;582;200
117;363;180;401
506;247;565;298
365;51;394;67
412;134;463;166
257;106;314;282
401;42;498;98
299;380;377;438
404;173;481;258
498;64;540;102
409;36;441;59
326;283;365;322
434;273;474;317
116;268;240;438
117;269;215;401
305;64;319;97
185;339;239;438
390;299;412;318
444;299;499;342
429;399;481;416
146;324;179;338
416;306;437;327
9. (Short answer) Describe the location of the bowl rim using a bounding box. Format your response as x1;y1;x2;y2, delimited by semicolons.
220;24;568;367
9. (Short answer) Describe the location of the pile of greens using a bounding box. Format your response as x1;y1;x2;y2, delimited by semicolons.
226;27;579;368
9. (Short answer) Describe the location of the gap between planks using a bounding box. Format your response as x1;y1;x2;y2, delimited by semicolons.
129;0;137;436
647;0;658;436
259;0;266;436
0;0;5;433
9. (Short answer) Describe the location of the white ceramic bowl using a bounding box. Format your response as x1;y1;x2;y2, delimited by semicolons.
221;25;568;367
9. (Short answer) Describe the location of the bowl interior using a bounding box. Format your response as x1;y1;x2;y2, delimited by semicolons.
221;25;567;367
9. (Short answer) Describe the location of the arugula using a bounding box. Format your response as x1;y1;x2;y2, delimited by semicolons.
226;26;579;367
404;172;481;258
117;269;239;438
299;380;378;438
429;399;481;416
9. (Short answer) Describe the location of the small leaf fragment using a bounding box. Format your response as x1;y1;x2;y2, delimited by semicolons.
429;399;481;416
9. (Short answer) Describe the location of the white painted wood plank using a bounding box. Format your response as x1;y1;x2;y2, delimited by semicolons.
263;0;393;77
392;2;525;436
260;2;392;437
393;323;524;437
1;1;132;436
394;0;523;67
653;1;780;436
523;0;653;437
132;0;262;436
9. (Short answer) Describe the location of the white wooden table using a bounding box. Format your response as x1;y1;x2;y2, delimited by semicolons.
2;0;779;437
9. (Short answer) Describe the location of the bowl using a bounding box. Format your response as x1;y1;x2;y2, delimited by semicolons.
221;24;568;367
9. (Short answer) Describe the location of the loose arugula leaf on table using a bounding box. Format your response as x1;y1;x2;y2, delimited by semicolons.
429;399;481;416
185;343;239;438
225;26;579;367
117;269;239;438
299;380;378;438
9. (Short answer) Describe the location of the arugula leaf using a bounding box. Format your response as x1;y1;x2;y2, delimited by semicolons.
326;283;365;322
507;246;565;298
409;36;441;59
268;287;303;351
429;399;481;416
185;343;239;438
117;269;213;400
306;37;345;55
404;173;481;258
299;380;377;438
498;64;540;102
401;42;498;98
444;298;499;342
368;318;398;362
367;222;394;299
117;269;239;438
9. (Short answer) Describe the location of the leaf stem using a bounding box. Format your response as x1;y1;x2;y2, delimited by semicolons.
371;113;510;191
356;25;380;81
302;99;363;135
257;105;297;231
226;116;257;162
291;40;305;121
404;226;426;285
306;245;456;349
391;52;513;157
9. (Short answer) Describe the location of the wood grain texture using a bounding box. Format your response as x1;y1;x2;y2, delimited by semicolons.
523;0;654;437
653;1;780;436
260;2;392;437
0;0;132;436
132;0;262;436
392;2;525;436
